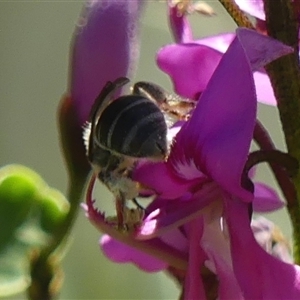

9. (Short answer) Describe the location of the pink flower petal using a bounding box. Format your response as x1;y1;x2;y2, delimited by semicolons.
253;182;285;212
184;218;206;300
213;258;244;300
136;183;221;239
235;0;265;20
71;0;144;124
157;43;222;100
196;32;278;105
235;29;293;71
170;29;257;201
204;237;244;299
159;227;189;253
196;32;235;53
253;71;277;105
133;161;196;199
199;205;245;299
225;197;300;299
101;235;167;272
169;28;293;201
167;0;193;43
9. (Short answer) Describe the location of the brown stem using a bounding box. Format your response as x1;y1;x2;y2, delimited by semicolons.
264;0;300;265
27;94;91;299
27;252;63;300
264;0;300;157
218;0;255;29
254;118;300;263
245;150;298;175
253;121;298;209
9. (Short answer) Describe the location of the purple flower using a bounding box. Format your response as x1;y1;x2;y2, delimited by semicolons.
59;0;144;179
164;1;277;105
70;0;144;125
178;0;300;106
85;28;298;299
167;0;193;43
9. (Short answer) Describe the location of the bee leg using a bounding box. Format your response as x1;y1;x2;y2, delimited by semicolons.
132;198;144;210
116;193;126;230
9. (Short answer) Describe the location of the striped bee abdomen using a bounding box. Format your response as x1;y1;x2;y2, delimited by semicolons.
95;95;167;159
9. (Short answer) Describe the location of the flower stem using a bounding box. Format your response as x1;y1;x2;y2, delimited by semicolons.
27;94;91;299
27;174;87;300
264;0;300;263
218;0;254;29
46;174;87;256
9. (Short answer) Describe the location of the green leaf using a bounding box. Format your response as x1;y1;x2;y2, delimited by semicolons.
0;165;69;297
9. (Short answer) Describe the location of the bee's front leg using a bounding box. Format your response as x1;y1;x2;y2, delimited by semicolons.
132;198;144;210
115;195;145;231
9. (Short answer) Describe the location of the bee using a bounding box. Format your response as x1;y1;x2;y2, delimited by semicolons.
83;77;195;229
132;81;195;125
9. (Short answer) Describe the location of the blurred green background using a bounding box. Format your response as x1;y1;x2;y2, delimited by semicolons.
0;1;291;299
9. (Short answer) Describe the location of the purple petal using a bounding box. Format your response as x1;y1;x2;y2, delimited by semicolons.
197;33;278;105
169;28;293;201
158;226;189;253
201;219;244;299
157;43;222;100
225;197;300;299
235;29;293;71
196;32;235;53
253;71;277;105
235;0;265;20
187;198;244;298
214;259;244;300
253;182;285;212
133;161;196;199
70;0;144;124
136;183;221;239
167;0;193;43
101;235;167;272
158;28;292;104
184;219;206;300
170;29;256;201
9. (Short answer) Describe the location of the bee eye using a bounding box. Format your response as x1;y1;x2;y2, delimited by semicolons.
95;95;168;159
